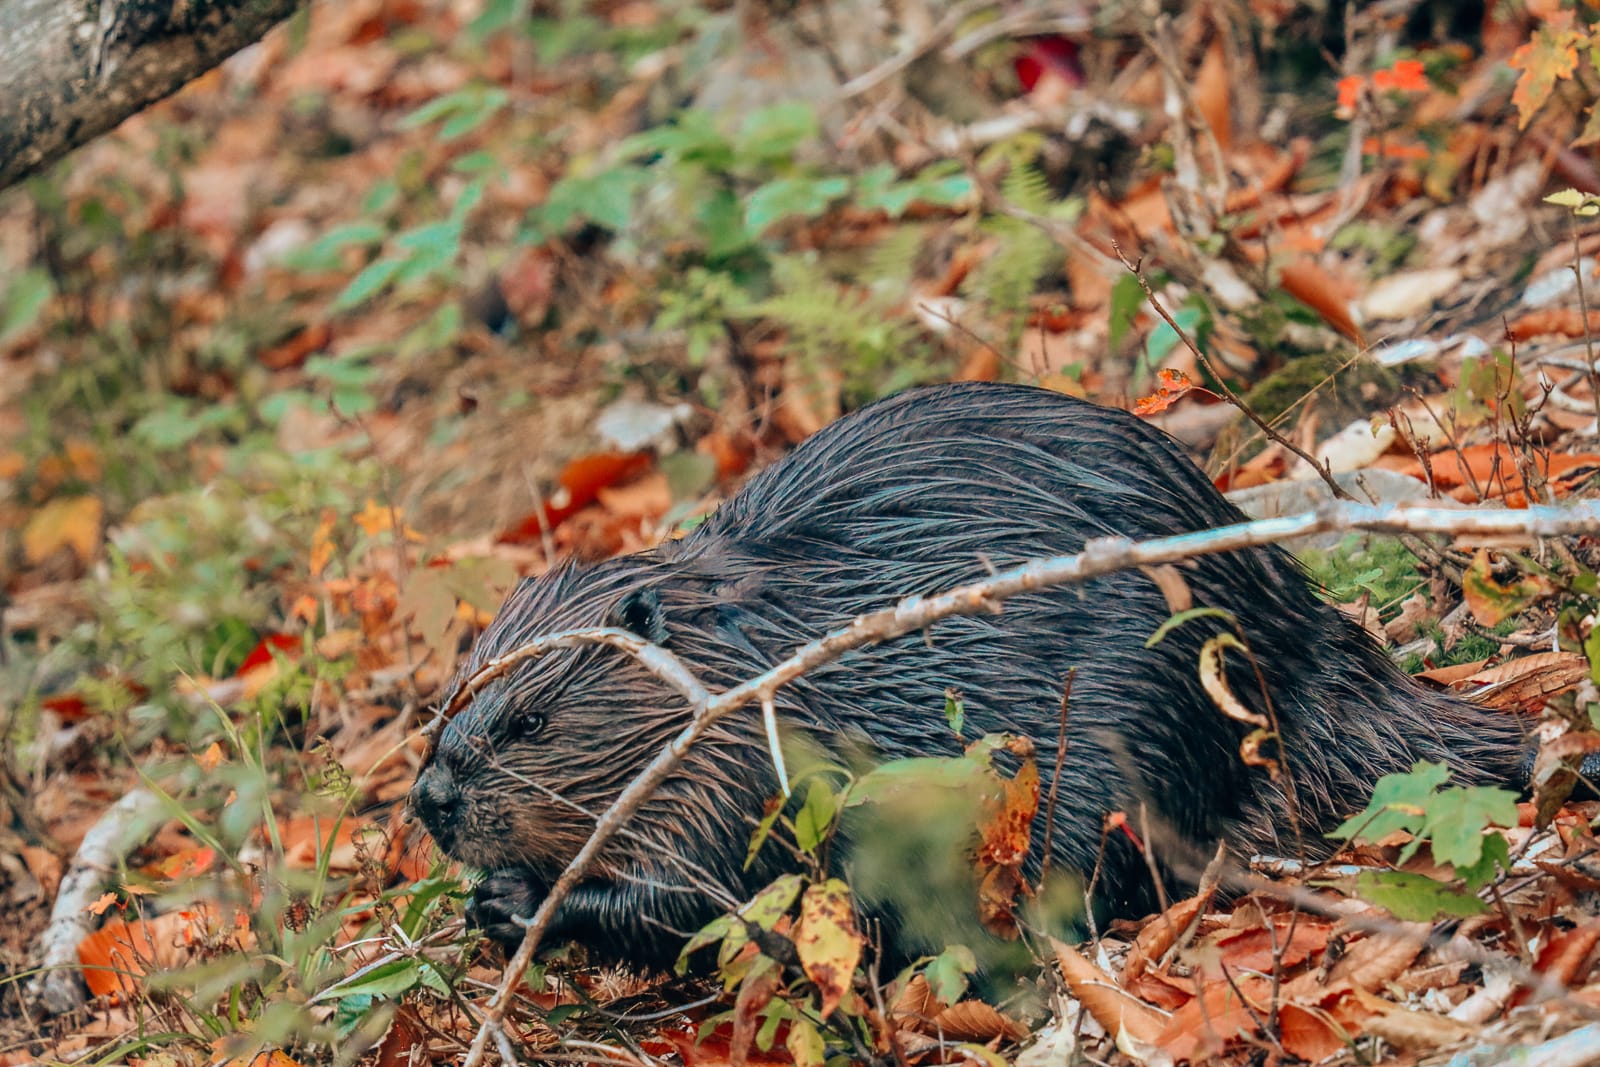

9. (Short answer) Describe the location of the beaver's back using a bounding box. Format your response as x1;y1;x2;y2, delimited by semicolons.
647;383;1525;906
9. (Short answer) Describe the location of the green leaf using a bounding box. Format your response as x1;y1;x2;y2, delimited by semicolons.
1145;302;1208;364
1545;188;1590;208
0;267;54;345
333;255;406;309
745;176;849;234
847;753;993;807
1329;761;1450;844
737;102;819;163
698;186;750;257
925;944;977;1004
1421;786;1518;870
441;88;508;140
1452;830;1510;888
744;797;784;870
794;778;838;852
943;690;965;737
743;873;804;929
677;914;733;974
286;221;388;272
328;959;423;999
786;1015;826;1067
395;219;463;260
1349;870;1487;921
539;166;649;235
1146;607;1234;648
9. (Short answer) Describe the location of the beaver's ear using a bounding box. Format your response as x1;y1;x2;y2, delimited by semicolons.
609;586;669;645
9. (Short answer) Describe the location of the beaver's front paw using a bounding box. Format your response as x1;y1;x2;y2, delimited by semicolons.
467;868;548;947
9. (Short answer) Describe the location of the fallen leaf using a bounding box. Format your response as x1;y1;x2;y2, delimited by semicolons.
23;495;102;566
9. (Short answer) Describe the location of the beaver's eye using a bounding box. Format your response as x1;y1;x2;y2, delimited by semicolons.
519;711;546;737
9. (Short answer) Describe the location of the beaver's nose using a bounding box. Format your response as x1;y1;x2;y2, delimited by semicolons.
409;765;459;832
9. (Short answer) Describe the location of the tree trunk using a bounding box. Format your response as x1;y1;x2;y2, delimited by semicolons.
0;0;305;191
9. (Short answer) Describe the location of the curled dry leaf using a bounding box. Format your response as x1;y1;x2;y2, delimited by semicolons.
931;999;1028;1043
1124;893;1207;983
1464;651;1591;709
1294;920;1429;998
974;744;1039;938
1050;937;1167;1050
1510;916;1600;1009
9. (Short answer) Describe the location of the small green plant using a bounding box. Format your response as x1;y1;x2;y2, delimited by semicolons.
1326;761;1518;921
1301;534;1427;620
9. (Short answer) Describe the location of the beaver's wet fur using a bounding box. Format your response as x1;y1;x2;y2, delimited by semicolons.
410;382;1527;966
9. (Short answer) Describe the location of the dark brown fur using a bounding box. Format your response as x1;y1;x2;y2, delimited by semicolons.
410;383;1528;965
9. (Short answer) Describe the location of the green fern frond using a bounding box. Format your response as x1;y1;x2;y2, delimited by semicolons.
1000;163;1053;215
960;218;1059;326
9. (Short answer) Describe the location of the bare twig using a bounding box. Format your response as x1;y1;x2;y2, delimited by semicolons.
1111;241;1355;501
833;0;997;101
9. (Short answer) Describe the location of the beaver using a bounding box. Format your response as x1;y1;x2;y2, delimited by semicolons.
409;382;1530;966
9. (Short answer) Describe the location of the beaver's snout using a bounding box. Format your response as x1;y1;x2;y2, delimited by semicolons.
409;763;461;853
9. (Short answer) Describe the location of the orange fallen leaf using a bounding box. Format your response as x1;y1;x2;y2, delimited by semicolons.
1134;368;1199;416
23;495;102;566
1051;936;1166;1049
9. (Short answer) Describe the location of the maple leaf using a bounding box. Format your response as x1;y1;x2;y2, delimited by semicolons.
1336;75;1364;113
1133;367;1198;415
1372;58;1427;93
1509;27;1582;129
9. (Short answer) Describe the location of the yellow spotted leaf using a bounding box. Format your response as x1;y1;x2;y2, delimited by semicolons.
795;878;863;1017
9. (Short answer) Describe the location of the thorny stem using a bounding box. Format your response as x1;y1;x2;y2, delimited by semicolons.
454;498;1600;1066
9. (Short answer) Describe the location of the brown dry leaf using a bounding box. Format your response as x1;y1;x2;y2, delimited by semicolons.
1294;921;1429;998
1511;917;1600;1008
1277;1001;1350;1062
22;495;102;566
974;742;1039;937
309;507;337;578
1357;994;1474;1051
1126;894;1207;982
891;973;944;1027
1208;914;1331;975
1139;564;1194;615
596;471;672;520
730;966;781;1067
1277;257;1361;342
1193;38;1232;149
78;906;247;1000
1416;659;1492;687
277;815;372;872
930;999;1028;1042
1051;936;1167;1048
315;628;363;660
1157;972;1270;1062
1126;969;1194;1012
217;1050;301;1067
20;846;63;898
374;1006;428;1067
1463;651;1591;709
1462;549;1554;627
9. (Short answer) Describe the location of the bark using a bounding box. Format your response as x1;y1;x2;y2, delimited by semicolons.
0;0;305;191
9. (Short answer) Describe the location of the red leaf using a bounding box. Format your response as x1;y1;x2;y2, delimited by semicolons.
237;633;300;675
